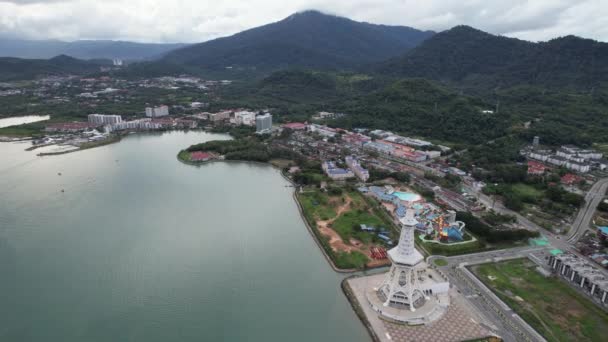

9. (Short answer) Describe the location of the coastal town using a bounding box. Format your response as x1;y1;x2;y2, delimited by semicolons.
3;4;608;342
173;109;608;341
3;85;608;340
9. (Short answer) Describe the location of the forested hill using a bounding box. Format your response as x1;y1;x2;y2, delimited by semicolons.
378;25;608;91
162;10;434;70
0;55;109;81
214;70;506;144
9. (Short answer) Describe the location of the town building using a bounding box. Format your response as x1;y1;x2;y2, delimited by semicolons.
281;122;308;131
561;173;584;185
190;151;212;162
363;141;394;155
322;161;354;180
548;253;608;306
345;156;369;182
527;160;549;175
233;110;257;126
145;105;169;118
309;124;338;138
190;102;208;109
255;113;272;134
87;114;122;126
45;122;97;133
208;111;231;122
312;111;346;120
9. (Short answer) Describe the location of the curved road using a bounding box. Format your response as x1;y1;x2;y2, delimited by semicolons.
567;177;608;242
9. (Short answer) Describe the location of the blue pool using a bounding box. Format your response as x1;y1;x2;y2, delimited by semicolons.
393;191;421;202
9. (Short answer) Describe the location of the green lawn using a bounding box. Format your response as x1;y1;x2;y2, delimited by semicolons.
298;190;338;221
331;210;385;244
511;183;544;203
472;259;608;342
334;250;369;269
418;238;486;256
177;150;191;162
433;258;448;266
330;190;396;244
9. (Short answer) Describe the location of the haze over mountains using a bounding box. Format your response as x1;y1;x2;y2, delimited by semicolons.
0;39;187;60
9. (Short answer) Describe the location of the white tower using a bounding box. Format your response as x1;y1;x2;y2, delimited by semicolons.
377;206;428;311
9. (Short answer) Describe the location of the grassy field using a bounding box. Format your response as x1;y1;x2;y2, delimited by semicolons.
298;190;338;221
472;259;608;342
510;183;544;202
297;189;396;269
330;191;392;244
418;238;486;256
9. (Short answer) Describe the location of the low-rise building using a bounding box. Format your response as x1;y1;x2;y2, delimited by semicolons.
548;253;608;306
527;160;549;175
233;110;257;126
345;156;369;182
322;160;354;180
309;124;337;138
45;122;96;133
561;173;584;185
281;122;307;131
209;110;231;122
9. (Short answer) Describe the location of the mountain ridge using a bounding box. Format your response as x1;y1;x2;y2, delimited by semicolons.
378;25;608;91
162;10;434;70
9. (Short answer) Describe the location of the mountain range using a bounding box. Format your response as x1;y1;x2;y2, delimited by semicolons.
0;39;187;60
161;10;435;70
379;25;608;91
0;55;108;81
0;10;607;93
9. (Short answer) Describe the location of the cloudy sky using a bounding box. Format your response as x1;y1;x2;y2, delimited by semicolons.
1;0;607;43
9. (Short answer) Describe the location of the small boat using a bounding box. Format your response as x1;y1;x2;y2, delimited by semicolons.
58;172;62;176
61;189;65;192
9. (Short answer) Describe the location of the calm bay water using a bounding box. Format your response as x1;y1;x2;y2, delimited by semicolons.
0;131;369;342
0;115;50;128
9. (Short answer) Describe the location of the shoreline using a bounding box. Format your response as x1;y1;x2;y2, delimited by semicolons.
37;135;122;156
178;149;388;274
341;276;382;342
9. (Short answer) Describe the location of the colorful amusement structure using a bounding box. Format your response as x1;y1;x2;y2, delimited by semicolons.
361;186;467;244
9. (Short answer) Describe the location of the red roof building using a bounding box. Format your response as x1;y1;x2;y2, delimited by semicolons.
45;122;96;132
561;173;584;185
282;122;308;130
190;151;212;162
527;160;549;175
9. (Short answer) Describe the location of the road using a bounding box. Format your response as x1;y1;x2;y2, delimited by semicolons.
429;247;549;342
464;180;608;276
567;177;608;242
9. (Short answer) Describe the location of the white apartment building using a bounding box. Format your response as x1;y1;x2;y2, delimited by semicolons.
145;105;170;118
255;113;272;133
88;114;122;126
233;111;257;126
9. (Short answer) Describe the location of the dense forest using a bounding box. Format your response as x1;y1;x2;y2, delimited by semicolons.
379;25;608;92
162;11;434;70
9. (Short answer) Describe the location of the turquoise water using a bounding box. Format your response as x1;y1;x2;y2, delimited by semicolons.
393;191;421;202
0;131;370;342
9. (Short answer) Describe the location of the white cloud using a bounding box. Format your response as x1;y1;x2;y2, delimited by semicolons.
0;0;606;43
